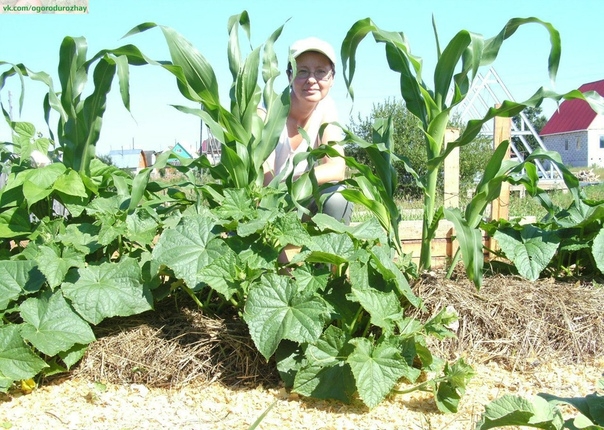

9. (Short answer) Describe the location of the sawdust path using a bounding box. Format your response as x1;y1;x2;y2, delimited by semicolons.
2;359;602;430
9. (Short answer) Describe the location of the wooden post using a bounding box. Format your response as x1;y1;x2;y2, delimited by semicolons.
490;111;511;254
443;128;460;209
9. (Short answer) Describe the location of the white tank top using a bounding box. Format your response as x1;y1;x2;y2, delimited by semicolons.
269;96;332;180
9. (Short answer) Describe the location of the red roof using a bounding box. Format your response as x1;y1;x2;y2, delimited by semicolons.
540;79;604;136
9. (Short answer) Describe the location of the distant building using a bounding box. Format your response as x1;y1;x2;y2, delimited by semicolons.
201;136;221;165
108;149;149;173
142;150;155;167
171;142;195;158
166;142;196;165
540;79;604;167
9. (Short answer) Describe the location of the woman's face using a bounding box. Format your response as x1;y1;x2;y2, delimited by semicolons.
290;51;334;104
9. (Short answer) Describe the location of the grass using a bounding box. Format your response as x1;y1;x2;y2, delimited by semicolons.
508;166;604;219
508;181;604;219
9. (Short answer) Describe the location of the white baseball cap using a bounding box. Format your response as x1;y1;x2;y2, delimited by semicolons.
289;37;337;66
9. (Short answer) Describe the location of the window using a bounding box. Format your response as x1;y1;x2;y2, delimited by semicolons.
576;138;581;149
565;139;569;150
600;135;604;149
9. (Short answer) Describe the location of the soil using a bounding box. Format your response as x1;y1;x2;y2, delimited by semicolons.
1;274;603;430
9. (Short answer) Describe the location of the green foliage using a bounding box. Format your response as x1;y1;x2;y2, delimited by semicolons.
0;109;173;388
0;38;147;175
0;38;195;392
0;325;49;392
124;14;471;409
4;8;600;414
347;98;426;199
476;379;604;429
347;99;493;199
151;192;464;408
506;183;604;221
341;16;604;286
0;11;472;411
482;163;604;280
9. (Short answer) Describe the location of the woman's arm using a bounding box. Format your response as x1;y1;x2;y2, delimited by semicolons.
314;126;346;184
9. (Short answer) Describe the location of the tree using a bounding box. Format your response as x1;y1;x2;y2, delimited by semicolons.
96;153;113;166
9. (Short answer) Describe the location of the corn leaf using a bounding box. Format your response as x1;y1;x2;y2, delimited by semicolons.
444;208;484;289
433;30;477;108
62;55;115;174
158;25;221;111
482;17;561;84
58;36;88;118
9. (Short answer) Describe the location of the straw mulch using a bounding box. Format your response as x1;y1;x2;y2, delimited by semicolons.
71;273;604;388
3;273;602;430
72;301;277;389
409;272;604;369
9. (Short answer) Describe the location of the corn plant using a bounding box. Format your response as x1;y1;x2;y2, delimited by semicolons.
341;17;604;287
117;13;474;410
0;37;201;392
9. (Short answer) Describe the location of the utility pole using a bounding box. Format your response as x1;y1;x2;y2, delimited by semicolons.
8;91;13;119
199;104;204;155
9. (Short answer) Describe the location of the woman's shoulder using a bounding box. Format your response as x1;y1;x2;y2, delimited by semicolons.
257;104;267;120
316;95;339;121
318;94;337;110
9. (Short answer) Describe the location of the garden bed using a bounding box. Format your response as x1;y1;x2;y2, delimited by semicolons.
1;273;602;429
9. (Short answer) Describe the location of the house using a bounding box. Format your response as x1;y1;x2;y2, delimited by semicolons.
166;142;198;165
201;136;222;165
108;149;149;173
540;79;604;167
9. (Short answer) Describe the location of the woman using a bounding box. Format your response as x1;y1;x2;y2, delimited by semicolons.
263;37;352;225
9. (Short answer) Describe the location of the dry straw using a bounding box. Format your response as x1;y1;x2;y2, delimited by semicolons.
73;274;604;387
73;300;276;388
411;272;604;370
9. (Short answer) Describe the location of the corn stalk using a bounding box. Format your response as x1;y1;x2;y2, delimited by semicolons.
341;17;604;282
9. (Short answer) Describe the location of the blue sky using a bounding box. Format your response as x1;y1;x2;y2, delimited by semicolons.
1;0;603;155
